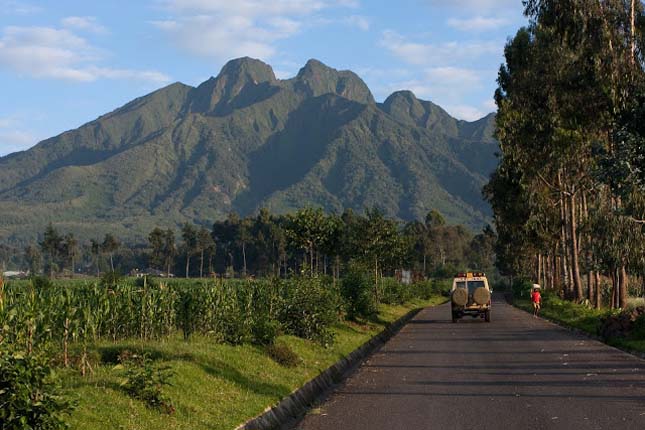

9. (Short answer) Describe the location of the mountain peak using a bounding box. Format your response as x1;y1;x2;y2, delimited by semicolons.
293;59;375;105
217;57;276;84
189;57;278;114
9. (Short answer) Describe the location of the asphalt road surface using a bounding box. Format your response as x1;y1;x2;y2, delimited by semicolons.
294;295;645;430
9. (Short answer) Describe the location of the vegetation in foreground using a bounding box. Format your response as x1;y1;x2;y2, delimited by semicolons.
0;275;449;430
513;283;645;354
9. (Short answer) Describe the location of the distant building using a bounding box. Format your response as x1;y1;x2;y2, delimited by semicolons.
2;271;28;279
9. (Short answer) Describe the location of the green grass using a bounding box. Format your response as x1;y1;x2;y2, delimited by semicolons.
60;298;445;430
514;293;645;354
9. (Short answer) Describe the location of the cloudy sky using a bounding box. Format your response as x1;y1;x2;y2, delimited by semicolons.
0;0;527;156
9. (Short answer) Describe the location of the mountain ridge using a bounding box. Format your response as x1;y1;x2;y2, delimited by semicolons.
0;57;497;244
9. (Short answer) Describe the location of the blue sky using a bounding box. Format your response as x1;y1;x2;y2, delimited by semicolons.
0;0;527;156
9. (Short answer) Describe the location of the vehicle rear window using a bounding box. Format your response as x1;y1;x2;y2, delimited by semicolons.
467;280;485;293
456;281;466;289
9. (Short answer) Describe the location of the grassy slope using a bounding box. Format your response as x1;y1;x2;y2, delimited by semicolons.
62;296;446;430
513;295;645;354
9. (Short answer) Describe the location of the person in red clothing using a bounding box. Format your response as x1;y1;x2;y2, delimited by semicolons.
531;284;542;317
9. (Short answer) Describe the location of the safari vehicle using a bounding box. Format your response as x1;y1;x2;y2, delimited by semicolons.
450;272;491;323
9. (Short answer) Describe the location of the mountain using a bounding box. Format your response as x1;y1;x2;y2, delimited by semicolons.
0;57;497;244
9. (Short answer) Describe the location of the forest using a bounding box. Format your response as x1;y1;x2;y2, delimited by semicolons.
487;0;645;308
2;207;496;282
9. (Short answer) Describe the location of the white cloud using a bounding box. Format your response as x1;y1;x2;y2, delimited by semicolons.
444;104;486;121
0;26;170;83
425;0;518;9
160;0;327;16
61;16;108;34
447;16;507;31
344;15;369;31
0;1;42;15
0;116;39;155
483;98;497;111
380;30;501;66
153;0;358;61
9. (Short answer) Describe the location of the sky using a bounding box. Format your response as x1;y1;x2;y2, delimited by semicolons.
0;0;527;156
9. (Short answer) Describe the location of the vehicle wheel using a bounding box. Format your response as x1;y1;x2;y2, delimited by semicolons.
485;310;491;322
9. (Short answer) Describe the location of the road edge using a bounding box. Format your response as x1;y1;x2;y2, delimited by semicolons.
235;305;427;430
507;299;645;361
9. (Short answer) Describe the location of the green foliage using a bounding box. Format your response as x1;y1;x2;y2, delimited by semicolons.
0;348;75;429
30;275;52;290
120;355;175;414
279;277;339;346
265;343;301;367
341;269;377;320
99;271;122;288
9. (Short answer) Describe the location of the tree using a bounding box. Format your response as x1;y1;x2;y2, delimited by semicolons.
40;223;62;277
355;208;401;303
196;227;215;278
285;207;333;274
181;223;198;278
24;245;41;275
62;233;79;275
101;234;120;272
148;228;176;276
90;239;101;276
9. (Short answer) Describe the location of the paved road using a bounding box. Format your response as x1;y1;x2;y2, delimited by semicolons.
294;296;645;430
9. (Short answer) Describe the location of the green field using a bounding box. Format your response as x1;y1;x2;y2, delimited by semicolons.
1;276;448;430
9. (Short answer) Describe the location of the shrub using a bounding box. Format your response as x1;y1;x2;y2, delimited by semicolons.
251;318;281;346
380;277;410;305
279;277;339;346
100;271;122;288
409;280;435;300
30;275;52;290
120;355;175;414
0;348;75;429
340;270;377;321
265;343;301;367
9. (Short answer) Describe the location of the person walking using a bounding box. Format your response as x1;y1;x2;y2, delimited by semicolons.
531;284;542;318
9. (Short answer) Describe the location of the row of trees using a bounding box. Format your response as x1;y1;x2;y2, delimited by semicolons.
487;0;645;308
15;208;496;282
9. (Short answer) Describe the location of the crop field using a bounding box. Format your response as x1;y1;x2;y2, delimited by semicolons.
0;275;448;429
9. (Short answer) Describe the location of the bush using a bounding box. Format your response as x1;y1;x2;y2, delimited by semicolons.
30;275;52;290
265;343;301;367
251;318;281;346
0;348;74;429
120;355;175;414
279;277;339;346
341;270;377;321
380;277;410;305
100;271;122;288
409;280;435;300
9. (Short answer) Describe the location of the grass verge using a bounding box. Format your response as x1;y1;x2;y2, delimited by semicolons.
513;294;645;354
61;296;446;430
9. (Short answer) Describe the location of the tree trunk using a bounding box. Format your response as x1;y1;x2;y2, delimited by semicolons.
242;242;247;277
594;271;601;309
110;253;114;272
374;257;380;304
200;249;204;278
558;175;571;297
631;0;636;64
620;266;628;309
537;254;542;287
568;193;584;302
185;253;190;278
423;253;427;275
